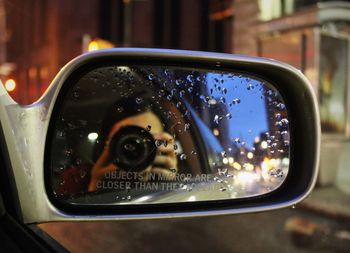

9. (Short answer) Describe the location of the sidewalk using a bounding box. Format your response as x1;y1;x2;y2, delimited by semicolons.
299;186;350;221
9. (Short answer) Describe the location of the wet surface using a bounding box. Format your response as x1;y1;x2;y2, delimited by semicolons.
39;208;350;253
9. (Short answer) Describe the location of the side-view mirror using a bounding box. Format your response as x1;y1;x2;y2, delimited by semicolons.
0;49;319;223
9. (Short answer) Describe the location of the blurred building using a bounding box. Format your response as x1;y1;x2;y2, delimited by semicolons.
1;0;233;104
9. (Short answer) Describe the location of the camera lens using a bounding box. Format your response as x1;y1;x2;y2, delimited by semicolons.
109;125;156;172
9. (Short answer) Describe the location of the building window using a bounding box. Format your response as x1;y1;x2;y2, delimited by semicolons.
258;0;294;21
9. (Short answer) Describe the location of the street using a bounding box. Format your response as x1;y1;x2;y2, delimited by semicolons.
39;207;350;253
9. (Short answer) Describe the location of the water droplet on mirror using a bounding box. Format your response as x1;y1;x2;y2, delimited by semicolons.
184;123;190;132
221;151;227;158
218;168;228;176
233;138;241;144
276;103;286;110
180;154;187;160
179;90;185;98
146;125;152;131
65;149;72;157
155;140;162;147
136;97;143;104
232;98;241;104
247;84;254;90
173;144;178;150
187;87;193;93
269;168;284;178
72;91;80;100
191;150;197;155
220;187;227;192
226;113;232;119
281;131;288;136
214;115;220;124
80;170;87;178
148;74;154;80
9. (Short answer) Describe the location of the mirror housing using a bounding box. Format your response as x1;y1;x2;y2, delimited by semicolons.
0;49;320;223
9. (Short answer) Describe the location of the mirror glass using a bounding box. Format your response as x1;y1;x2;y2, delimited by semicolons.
48;65;290;205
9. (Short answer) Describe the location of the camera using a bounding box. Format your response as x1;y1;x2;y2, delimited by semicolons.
109;125;157;172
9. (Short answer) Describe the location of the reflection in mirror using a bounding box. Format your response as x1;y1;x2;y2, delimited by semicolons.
48;65;290;205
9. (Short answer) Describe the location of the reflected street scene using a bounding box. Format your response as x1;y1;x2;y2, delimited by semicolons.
49;65;290;205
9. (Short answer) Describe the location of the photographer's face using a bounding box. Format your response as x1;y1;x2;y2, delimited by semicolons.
108;111;163;141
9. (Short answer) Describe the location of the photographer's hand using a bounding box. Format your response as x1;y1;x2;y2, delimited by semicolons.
88;145;117;192
142;132;178;181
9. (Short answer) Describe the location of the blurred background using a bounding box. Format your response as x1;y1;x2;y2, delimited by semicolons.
1;0;350;252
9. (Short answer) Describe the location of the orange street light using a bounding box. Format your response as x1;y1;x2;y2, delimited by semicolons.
88;39;115;52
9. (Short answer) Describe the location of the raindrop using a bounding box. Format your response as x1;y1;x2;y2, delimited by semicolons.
127;196;132;201
136;97;143;104
191;150;197;155
226;113;232;119
184;123;190;132
284;140;290;146
269;168;284;178
180;154;187;160
179;90;185;98
72;91;80;100
220;187;227;192
220;97;226;103
176;102;182;108
218;168;228;176
247;84;254;90
146;125;152;131
117;106;124;112
232;98;241;104
223;88;227;94
221;151;227;158
276;103;286;110
187;87;193;93
170;168;177;173
155;140;163;147
280;118;289;126
214;115;220;124
148;74;154;80
291;205;296;209
281;131;288;136
65;149;73;157
75;158;82;166
173;144;178;150
233;137;241;144
57;131;65;138
80;170;87;178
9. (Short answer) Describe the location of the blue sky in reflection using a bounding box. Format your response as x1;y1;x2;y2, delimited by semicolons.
205;73;269;149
